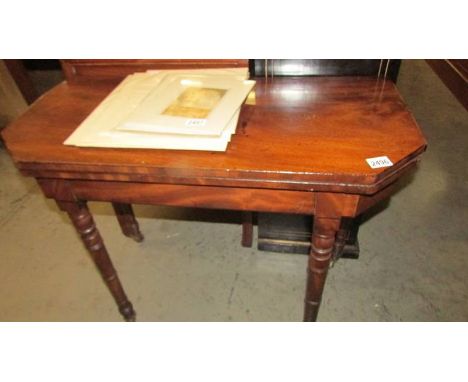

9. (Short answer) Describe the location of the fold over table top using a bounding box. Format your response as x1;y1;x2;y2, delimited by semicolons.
2;76;426;194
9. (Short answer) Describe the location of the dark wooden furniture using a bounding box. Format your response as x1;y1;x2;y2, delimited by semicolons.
250;59;401;82
60;59;249;83
1;68;426;321
427;59;468;111
3;60;38;104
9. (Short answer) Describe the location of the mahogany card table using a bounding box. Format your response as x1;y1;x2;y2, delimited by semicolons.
1;76;426;321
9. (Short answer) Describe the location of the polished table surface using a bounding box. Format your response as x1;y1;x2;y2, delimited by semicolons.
3;77;425;193
2;76;427;321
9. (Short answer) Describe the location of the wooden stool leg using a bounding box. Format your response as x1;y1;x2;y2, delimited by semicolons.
340;215;361;259
57;201;136;321
112;203;144;243
241;211;253;247
304;216;341;322
347;216;361;246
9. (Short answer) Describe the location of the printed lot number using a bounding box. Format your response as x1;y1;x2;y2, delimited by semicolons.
366;156;393;169
185;119;207;127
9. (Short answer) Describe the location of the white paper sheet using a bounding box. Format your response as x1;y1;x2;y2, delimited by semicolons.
64;68;249;151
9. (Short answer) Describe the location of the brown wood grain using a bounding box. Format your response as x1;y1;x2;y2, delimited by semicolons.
61;59;249;83
3;59;38;104
241;211;253;247
304;215;341;321
112;202;144;243
427;59;468;110
57;200;136;321
1;66;427;321
1;77;426;194
38;179;316;215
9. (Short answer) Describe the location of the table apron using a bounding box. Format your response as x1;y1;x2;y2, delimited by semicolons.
40;179;317;215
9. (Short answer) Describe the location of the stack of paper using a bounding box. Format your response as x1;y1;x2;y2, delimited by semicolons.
64;68;255;151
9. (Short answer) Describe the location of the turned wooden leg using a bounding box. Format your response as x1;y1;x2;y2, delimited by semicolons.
304;216;341;322
112;202;144;243
331;218;353;265
57;201;136;321
241;211;253;247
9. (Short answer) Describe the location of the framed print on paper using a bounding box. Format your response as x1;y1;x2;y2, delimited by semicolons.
64;70;245;151
69;109;240;151
116;73;255;136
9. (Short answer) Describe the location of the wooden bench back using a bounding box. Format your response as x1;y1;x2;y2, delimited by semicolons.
60;59;249;83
